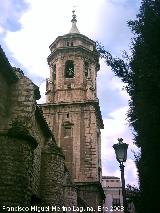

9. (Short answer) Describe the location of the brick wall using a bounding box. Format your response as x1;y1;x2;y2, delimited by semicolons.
41;103;100;182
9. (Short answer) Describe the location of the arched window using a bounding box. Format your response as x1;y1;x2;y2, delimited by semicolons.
65;60;74;78
52;64;56;80
84;61;89;77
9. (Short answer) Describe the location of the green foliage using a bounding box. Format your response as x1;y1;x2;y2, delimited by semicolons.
126;184;142;213
97;1;160;212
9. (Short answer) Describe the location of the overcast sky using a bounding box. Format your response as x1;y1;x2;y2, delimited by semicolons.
0;0;141;186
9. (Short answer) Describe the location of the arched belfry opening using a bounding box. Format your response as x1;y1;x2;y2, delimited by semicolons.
65;60;74;78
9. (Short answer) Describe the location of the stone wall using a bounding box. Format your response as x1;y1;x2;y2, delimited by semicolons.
9;69;39;135
63;168;77;210
0;61;77;209
0;46;17;129
0;136;34;207
41;102;101;182
0;68;44;208
40;142;65;209
6;70;45;199
76;182;104;213
0;74;9;122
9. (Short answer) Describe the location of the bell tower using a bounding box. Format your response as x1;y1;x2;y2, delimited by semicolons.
46;11;99;104
41;11;105;209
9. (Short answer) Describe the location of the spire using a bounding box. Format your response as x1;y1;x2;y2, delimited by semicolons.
69;10;80;34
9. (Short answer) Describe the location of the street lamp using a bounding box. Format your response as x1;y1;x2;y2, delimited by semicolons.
113;138;128;213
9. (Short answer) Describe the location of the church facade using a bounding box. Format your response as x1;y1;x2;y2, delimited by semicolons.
0;11;105;212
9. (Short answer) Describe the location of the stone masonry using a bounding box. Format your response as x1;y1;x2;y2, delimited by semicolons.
40;12;105;211
0;12;105;212
0;46;77;212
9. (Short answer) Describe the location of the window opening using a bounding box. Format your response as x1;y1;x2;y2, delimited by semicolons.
71;41;73;46
46;78;49;91
65;60;74;78
67;42;70;46
64;126;72;137
84;61;89;77
112;199;120;207
52;64;56;80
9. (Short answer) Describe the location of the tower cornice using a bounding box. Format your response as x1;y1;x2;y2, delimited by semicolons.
47;46;99;67
49;33;96;51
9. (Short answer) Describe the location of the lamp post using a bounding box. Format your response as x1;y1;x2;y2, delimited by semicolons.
113;138;128;213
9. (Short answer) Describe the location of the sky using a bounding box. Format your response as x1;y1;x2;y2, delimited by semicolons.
0;0;141;186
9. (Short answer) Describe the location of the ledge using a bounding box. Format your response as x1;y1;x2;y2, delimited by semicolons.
75;181;105;200
42;142;65;158
39;100;104;129
0;126;38;149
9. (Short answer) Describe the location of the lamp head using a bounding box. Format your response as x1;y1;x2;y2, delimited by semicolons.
113;138;128;163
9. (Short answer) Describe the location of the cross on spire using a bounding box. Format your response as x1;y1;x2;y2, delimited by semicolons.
71;9;77;22
69;9;80;34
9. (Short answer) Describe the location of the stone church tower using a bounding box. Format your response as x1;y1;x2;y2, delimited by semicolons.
41;11;105;209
